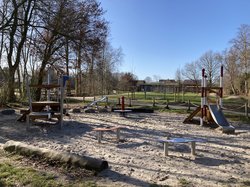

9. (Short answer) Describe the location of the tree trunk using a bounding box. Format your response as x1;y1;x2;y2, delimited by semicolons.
230;83;237;95
245;79;248;96
65;39;71;96
76;47;82;96
17;67;22;98
88;53;94;96
6;0;34;102
35;62;47;100
7;67;16;101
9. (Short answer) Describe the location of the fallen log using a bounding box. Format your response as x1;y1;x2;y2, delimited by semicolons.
3;140;108;172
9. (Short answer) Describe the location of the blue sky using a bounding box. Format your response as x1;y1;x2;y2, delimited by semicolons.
98;0;250;80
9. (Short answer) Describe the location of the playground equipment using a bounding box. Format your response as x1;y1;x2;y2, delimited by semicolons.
93;127;121;143
84;96;108;110
183;66;235;133
23;65;69;129
114;96;132;117
157;137;207;157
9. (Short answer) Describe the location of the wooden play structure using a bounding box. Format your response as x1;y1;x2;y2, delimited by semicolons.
22;65;69;129
183;66;235;133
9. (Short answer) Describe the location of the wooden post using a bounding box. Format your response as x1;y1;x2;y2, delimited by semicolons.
97;131;102;143
129;98;132;107
201;68;205;126
191;142;196;156
26;114;30;129
187;100;191;111
219;65;223;108
106;97;108;106
116;128;120;142
26;77;32;112
47;66;51;101
59;76;64;129
245;102;248;117
182;85;184;102
59;75;69;129
174;88;176;102
165;99;169;109
164;142;168;156
164;88;166;100
153;97;156;107
121;96;125;111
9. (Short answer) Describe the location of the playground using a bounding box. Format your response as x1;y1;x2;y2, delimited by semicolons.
0;65;249;186
0;107;249;187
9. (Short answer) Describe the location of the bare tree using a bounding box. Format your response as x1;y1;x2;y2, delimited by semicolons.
197;50;221;86
1;0;37;101
230;24;250;95
144;76;152;83
97;43;123;95
221;48;240;95
30;0;108;98
153;75;161;82
182;61;200;90
175;68;182;84
119;72;137;92
0;0;121;101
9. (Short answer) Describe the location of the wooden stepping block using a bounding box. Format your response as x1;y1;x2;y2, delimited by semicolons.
93;127;121;143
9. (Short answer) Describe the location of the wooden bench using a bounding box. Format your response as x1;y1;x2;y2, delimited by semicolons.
93;127;121;143
157;137;206;157
26;112;62;128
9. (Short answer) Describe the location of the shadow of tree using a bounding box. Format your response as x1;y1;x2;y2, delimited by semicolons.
194;156;231;166
98;168;151;187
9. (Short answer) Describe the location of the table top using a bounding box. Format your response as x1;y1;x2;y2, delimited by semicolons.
113;110;132;113
158;137;207;143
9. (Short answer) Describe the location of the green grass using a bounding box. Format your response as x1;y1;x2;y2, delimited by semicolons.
241;180;250;186
224;113;250;123
0;162;61;187
0;162;98;187
0;148;98;187
178;178;192;187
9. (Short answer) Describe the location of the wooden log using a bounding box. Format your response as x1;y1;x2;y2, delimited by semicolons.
3;140;108;172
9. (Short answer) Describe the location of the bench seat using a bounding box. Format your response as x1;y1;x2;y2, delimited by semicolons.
157;137;207;157
26;112;61;127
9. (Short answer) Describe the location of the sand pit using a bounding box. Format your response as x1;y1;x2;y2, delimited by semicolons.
0;111;249;187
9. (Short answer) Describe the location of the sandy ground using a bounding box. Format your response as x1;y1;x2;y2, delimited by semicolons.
0;110;249;187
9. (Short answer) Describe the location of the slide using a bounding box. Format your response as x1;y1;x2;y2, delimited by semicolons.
208;104;235;133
